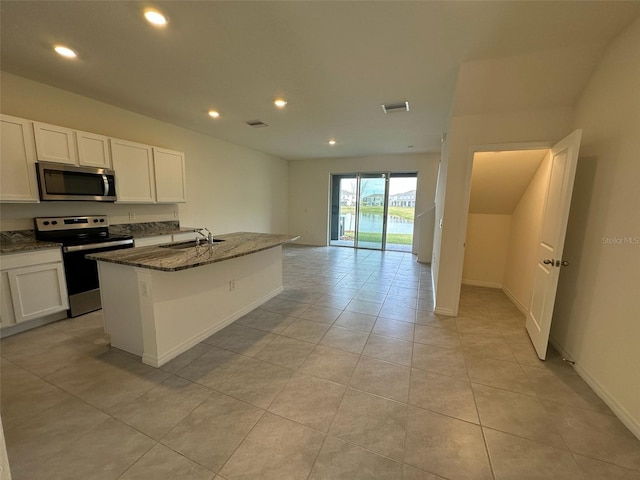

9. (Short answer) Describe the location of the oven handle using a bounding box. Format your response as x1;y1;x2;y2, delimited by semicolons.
102;174;110;197
63;239;133;253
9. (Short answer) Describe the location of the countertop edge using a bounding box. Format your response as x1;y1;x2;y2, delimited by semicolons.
87;233;299;272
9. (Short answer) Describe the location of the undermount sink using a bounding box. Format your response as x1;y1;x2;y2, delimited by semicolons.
159;239;225;249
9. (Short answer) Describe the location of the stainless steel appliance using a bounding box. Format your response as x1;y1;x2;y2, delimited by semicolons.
36;162;117;202
35;215;134;317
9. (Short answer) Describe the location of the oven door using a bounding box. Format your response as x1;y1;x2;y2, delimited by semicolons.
62;240;133;316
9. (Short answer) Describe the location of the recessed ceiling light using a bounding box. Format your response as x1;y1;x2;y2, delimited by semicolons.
144;9;168;26
53;45;77;59
328;139;336;145
208;110;220;118
274;99;287;108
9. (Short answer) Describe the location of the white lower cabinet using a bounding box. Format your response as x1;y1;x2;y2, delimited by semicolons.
0;249;69;327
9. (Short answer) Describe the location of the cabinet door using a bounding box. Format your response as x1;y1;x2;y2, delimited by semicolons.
7;262;69;323
76;131;111;168
0;115;39;202
110;139;156;203
153;147;187;203
33;122;78;165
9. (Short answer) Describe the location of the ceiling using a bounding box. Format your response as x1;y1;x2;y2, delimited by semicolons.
1;1;638;160
469;149;548;215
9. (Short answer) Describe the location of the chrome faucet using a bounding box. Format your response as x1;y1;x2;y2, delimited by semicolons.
195;228;214;246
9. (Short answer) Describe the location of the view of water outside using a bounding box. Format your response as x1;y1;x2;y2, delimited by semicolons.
338;175;417;251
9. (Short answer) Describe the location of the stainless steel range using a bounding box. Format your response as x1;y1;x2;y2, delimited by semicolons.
35;215;134;317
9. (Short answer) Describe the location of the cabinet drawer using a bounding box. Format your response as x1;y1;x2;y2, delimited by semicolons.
0;248;63;270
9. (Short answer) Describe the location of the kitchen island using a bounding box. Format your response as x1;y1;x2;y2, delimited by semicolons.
87;232;298;367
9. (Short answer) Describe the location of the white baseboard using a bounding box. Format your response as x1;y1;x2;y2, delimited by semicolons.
142;286;284;368
502;286;529;316
0;311;68;338
461;279;503;289
550;337;640;441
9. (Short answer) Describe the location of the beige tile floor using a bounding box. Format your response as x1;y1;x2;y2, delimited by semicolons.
2;245;640;479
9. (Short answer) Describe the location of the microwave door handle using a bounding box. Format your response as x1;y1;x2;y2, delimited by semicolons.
102;174;110;196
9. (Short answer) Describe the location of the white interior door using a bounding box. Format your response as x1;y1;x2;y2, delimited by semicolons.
526;130;582;359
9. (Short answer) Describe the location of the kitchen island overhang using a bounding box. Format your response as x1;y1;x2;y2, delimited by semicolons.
87;232;299;367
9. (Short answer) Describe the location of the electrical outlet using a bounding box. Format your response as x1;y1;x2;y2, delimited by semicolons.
129;212;136;220
140;281;149;297
229;280;235;292
173;210;179;218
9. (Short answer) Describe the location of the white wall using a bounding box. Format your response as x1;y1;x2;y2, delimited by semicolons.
288;153;440;253
462;214;511;288
433;108;573;314
502;151;551;312
0;72;289;234
551;19;640;437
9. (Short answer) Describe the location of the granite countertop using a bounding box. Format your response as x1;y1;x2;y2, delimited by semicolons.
0;230;61;254
0;239;61;254
86;232;299;272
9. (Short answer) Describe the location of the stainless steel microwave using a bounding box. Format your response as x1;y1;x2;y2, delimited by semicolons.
36;162;117;202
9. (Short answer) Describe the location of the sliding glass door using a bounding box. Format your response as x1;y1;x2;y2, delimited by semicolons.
330;172;418;251
330;175;357;247
385;174;418;252
356;173;388;249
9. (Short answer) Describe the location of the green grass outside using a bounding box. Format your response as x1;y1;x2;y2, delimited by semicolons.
343;231;413;245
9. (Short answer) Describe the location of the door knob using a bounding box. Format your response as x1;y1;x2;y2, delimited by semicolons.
561;260;570;266
543;259;554;265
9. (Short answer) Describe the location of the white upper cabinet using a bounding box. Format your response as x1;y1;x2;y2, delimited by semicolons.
76;131;111;168
0;114;39;203
33;122;77;165
110;138;156;203
153;147;187;203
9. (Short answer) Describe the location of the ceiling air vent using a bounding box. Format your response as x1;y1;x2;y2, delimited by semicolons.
381;101;410;114
246;120;269;128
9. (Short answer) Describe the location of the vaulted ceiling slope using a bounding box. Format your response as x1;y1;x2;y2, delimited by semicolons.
1;1;638;160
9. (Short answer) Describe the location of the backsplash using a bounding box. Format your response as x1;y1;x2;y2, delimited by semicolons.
110;221;182;236
0;202;178;231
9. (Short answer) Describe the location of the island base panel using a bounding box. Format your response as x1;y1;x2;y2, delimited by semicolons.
97;246;284;366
